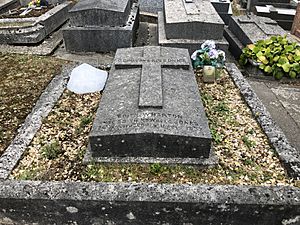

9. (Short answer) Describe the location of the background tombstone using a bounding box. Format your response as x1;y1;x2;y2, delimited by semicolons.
85;46;215;165
62;0;139;53
211;0;233;25
158;0;229;54
254;5;296;30
291;3;300;38
224;15;289;58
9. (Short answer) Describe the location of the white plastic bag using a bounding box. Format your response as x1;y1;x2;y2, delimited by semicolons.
67;63;108;94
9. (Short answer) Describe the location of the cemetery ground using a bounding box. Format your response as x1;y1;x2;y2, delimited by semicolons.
0;52;298;188
0;53;63;157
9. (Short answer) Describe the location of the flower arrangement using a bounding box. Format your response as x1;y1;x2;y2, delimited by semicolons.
191;40;226;69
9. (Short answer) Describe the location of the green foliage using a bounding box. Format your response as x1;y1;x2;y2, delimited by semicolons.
242;135;256;148
149;163;164;175
41;141;62;159
239;35;300;79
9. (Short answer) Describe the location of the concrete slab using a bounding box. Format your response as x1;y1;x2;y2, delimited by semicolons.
0;27;63;55
248;79;300;153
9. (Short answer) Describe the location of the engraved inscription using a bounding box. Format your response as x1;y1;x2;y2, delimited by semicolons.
115;58;188;64
96;112;202;132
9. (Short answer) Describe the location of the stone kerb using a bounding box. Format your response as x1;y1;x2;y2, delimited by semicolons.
0;1;71;44
0;63;299;224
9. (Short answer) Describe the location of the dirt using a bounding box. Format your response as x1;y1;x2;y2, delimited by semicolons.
0;53;65;156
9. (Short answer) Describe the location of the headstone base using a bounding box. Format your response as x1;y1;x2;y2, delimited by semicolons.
158;12;229;54
62;3;139;53
83;143;218;166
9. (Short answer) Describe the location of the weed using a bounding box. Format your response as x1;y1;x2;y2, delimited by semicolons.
149;163;165;175
242;135;256;148
211;128;223;144
80;115;93;128
41;141;62;159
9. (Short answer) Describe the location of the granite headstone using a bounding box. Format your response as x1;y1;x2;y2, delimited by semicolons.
254;5;296;30
62;0;139;52
224;15;288;58
158;0;228;54
86;46;213;164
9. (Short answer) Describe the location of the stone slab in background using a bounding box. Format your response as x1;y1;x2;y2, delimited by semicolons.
86;46;213;164
0;0;19;14
139;0;163;14
224;15;288;58
69;0;132;27
0;2;71;44
63;0;139;53
254;5;296;30
0;27;63;55
158;11;229;54
163;0;224;40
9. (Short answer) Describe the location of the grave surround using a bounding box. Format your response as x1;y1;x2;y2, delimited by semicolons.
0;64;299;224
85;46;214;165
62;0;139;53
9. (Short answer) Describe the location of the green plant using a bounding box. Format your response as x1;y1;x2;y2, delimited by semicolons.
211;128;223;144
150;163;165;175
80;115;93;128
239;35;300;79
242;135;256;148
41;141;62;159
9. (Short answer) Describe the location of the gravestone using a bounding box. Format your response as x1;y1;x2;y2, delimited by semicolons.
62;0;139;53
291;3;300;37
0;0;19;14
139;0;163;14
211;0;233;25
224;15;288;58
0;1;71;44
158;0;228;54
254;5;296;30
85;46;214;165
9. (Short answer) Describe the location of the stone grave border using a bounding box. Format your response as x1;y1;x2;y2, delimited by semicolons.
0;63;299;224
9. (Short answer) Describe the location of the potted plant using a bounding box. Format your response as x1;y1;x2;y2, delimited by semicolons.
191;40;226;83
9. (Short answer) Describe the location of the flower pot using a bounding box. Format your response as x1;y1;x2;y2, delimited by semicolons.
203;65;215;83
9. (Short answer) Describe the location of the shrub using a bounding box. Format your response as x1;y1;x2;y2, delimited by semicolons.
239;35;300;79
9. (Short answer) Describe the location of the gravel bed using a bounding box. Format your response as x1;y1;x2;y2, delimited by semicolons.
11;69;298;187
